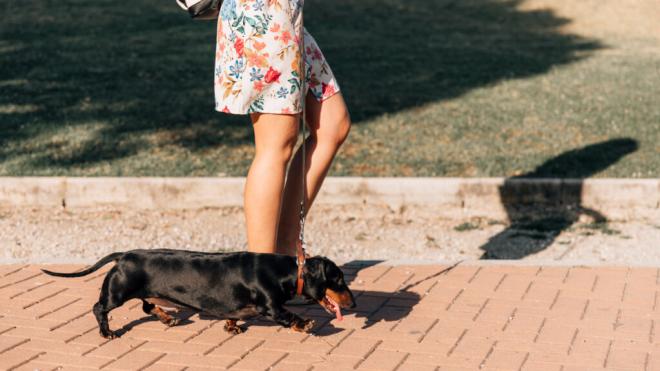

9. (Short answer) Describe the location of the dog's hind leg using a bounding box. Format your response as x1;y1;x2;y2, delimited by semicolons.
93;301;117;339
142;300;179;327
93;266;141;339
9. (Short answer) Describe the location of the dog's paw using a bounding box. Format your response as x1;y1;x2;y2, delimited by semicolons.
167;318;180;327
100;330;117;339
223;321;244;335
292;318;315;333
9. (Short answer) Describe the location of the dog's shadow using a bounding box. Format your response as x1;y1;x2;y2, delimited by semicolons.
296;260;457;337
113;308;197;337
113;260;445;338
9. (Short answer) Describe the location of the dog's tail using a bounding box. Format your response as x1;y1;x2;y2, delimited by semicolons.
41;252;124;278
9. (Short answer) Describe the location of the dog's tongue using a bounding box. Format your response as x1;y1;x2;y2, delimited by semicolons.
328;297;343;321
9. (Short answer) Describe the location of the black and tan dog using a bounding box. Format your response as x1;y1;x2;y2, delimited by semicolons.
42;249;355;339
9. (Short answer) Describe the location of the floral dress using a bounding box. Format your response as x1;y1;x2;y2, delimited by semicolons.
214;0;340;114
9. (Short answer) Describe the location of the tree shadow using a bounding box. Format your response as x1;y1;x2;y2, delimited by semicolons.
479;138;639;259
307;0;603;121
0;0;602;168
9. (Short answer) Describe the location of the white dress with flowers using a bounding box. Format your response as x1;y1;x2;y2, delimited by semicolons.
214;0;340;115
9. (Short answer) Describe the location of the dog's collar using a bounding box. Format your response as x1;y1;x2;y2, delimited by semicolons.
295;240;306;297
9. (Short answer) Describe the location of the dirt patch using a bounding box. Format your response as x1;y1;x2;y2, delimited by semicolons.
2;205;658;265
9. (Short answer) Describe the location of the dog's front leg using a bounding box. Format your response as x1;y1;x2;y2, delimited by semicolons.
265;306;315;333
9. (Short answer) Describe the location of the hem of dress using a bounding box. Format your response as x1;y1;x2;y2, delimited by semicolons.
318;87;341;103
214;107;300;115
214;88;342;115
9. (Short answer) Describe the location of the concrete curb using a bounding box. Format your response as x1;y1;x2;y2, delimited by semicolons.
0;177;658;220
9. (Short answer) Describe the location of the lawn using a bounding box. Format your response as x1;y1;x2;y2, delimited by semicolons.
1;0;658;177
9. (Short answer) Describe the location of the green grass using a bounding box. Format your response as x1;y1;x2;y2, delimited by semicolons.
1;0;658;176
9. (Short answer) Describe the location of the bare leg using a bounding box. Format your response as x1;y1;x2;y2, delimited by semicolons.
245;113;299;253
276;92;351;255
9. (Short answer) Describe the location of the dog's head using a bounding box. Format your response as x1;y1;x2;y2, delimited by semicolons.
302;257;356;319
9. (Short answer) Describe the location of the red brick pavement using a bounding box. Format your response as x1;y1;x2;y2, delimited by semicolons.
0;262;658;370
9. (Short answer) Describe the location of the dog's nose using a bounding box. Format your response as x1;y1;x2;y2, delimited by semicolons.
349;297;356;309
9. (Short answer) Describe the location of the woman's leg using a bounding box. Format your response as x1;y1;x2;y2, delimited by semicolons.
276;92;352;255
245;112;300;253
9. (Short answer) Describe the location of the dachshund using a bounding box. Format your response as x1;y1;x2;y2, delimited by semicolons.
42;249;355;339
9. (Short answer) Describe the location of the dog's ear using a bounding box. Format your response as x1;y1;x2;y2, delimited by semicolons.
302;258;326;281
302;258;328;299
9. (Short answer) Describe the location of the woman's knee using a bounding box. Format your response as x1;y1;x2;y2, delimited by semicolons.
256;134;298;165
316;109;352;147
252;113;300;164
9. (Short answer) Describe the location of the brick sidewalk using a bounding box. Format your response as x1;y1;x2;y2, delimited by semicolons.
0;263;658;370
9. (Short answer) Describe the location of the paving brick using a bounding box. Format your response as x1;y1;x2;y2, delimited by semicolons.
0;346;43;370
185;326;234;345
3;326;77;342
277;351;328;366
12;360;75;371
205;336;264;358
422;323;469;345
395;360;439;371
51;315;98;335
34;352;110;369
568;334;611;366
261;338;332;354
328;335;380;358
141;361;186;371
85;337;146;359
482;348;528;369
605;345;649;370
468;269;505;293
158;353;237;368
310;354;361;370
520;362;563;371
357;349;407;370
534;322;578;345
68;329;113;347
18;338;95;356
123;327;196;342
0;336;28;353
102;350;165;370
1;316;65;331
379;339;452;355
139;340;215;355
230;349;287;370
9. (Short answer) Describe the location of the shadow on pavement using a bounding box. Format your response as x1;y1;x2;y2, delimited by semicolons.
314;261;460;335
480;138;639;260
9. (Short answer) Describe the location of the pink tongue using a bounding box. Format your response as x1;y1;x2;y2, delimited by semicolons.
328;297;343;321
334;305;343;321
